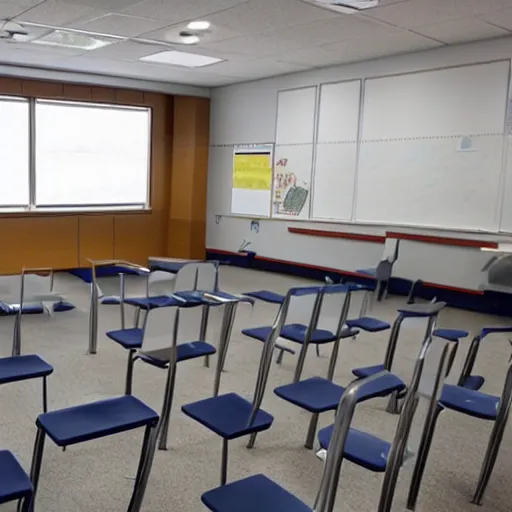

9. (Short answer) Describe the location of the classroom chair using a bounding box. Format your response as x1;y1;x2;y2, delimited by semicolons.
318;335;458;512
456;326;512;391
267;284;404;449
0;268;67;356
0;450;33;511
181;290;292;486
88;259;151;355
406;357;512;509
200;371;408;512
27;395;159;512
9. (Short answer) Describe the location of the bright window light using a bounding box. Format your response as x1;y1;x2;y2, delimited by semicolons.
35;101;150;207
31;30;114;50
140;50;222;67
187;20;211;30
181;34;200;45
0;98;29;207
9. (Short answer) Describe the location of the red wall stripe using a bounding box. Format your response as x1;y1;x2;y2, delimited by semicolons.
288;227;386;243
386;231;498;249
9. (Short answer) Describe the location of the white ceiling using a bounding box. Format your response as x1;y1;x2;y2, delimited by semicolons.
1;0;512;88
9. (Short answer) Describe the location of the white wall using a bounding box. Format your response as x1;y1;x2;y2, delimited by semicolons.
207;37;512;291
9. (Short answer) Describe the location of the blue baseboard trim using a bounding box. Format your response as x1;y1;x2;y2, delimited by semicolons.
206;249;512;317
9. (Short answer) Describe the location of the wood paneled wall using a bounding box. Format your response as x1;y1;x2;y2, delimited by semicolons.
0;76;210;273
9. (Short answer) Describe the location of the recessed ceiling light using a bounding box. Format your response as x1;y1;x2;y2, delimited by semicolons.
140;50;222;68
187;20;211;31
31;29;113;50
303;0;380;12
180;33;200;44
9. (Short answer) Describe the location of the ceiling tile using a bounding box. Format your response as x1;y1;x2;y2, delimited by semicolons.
264;13;401;47
62;0;143;9
323;30;443;61
121;0;250;23
158;44;250;62
277;46;349;68
204;33;309;58
16;0;106;26
202;0;339;34
0;0;42;19
199;57;310;79
480;7;512;31
139;22;242;45
86;39;168;60
70;13;169;37
414;18;510;44
364;0;512;29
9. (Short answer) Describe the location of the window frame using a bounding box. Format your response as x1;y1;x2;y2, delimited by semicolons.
0;95;153;213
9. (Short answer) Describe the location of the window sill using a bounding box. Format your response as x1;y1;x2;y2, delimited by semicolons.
0;206;152;218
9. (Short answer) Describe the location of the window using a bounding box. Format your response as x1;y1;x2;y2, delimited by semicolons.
0;97;29;207
0;97;151;211
35;101;150;207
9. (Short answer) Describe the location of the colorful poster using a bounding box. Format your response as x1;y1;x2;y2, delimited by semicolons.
231;144;273;217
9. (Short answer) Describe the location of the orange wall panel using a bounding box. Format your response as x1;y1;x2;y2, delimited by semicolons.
115;89;144;105
22;80;64;98
0;77;23;96
63;84;92;101
91;86;116;103
0;217;78;273
78;215;115;266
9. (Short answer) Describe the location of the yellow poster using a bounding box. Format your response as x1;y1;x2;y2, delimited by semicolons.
233;149;272;191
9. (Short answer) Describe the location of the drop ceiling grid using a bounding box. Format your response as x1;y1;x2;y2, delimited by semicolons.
0;0;511;86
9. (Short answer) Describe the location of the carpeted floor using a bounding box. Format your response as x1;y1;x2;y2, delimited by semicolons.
0;266;510;511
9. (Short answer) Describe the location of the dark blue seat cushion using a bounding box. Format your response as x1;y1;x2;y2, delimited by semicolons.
137;342;216;369
53;301;75;312
125;295;180;310
346;317;391;332
352;364;385;379
243;290;285;304
0;303;44;315
0;355;53;385
274;378;346;413
318;425;390;472
101;296;121;305
37;395;159;447
106;328;144;349
0;450;33;504
182;392;274;440
275;374;405;413
242;324;358;345
202;474;312;512
397;302;446;318
440;385;499;421
462;375;485;391
433;329;469;341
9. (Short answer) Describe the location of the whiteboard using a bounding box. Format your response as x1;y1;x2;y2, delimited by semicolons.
312;80;361;220
273;87;317;219
356;61;510;231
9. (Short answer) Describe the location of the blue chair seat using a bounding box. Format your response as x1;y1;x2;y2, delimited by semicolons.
201;474;312;512
137;342;217;369
182;392;274;440
0;302;45;315
318;425;390;473
275;374;406;413
106;328;144;349
242;290;285;305
440;385;499;421
462;375;485;391
433;329;469;341
125;295;180;310
352;364;385;379
0;355;53;385
37;396;159;447
242;324;358;345
346;317;391;332
0;450;33;505
397;302;446;318
100;296;121;305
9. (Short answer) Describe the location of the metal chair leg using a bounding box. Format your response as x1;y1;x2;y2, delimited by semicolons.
127;424;159;512
406;405;443;510
42;376;48;413
385;391;402;415
315;345;321;358
276;349;285;365
247;432;257;449
18;494;32;512
125;350;136;395
26;428;46;512
305;413;319;450
200;305;211;368
472;415;509;505
157;362;177;451
133;308;141;328
221;439;229;486
88;283;98;355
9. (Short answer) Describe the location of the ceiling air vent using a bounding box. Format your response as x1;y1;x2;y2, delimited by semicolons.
302;0;380;14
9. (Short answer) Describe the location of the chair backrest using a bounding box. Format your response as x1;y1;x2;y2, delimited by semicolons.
173;261;219;294
382;238;400;264
293;284;357;383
